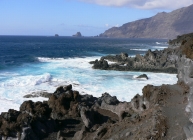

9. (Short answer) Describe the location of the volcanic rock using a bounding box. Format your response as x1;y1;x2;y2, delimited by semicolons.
73;32;82;37
136;74;149;80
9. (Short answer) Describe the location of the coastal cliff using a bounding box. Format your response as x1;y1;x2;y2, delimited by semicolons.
0;33;193;139
99;4;193;39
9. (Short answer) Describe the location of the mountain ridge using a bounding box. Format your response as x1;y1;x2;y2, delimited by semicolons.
99;4;193;39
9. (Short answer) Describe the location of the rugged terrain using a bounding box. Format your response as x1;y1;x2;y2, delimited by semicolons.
99;4;193;39
91;33;193;74
1;33;193;139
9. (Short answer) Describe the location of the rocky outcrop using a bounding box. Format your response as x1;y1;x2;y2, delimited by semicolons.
99;4;193;39
136;74;149;80
168;32;193;48
0;82;190;140
73;32;82;37
90;48;180;73
90;33;193;73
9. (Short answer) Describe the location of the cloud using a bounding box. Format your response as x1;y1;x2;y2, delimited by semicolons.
79;0;193;10
105;24;119;28
105;24;109;27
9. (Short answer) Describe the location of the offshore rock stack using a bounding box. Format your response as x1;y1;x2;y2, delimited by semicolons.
1;33;193;139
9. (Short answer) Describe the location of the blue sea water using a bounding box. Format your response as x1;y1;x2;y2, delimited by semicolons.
0;36;177;112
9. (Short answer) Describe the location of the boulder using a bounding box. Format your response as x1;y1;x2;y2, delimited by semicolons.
97;93;119;105
92;59;109;69
136;74;149;80
54;84;72;97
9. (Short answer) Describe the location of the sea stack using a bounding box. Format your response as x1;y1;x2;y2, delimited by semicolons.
55;34;59;37
73;32;82;37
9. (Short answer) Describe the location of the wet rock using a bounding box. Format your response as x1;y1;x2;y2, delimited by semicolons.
136;74;148;80
92;59;109;69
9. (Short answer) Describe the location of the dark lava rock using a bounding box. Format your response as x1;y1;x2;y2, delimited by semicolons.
91;59;109;69
97;93;119;105
0;82;190;140
90;47;180;73
136;74;149;80
53;84;73;97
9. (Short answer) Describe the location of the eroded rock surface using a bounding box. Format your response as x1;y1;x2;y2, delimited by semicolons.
0;83;189;140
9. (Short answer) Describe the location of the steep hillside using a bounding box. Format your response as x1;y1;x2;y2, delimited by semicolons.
100;4;193;39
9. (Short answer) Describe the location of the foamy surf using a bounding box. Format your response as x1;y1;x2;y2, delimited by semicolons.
156;42;168;45
0;56;178;113
130;49;148;51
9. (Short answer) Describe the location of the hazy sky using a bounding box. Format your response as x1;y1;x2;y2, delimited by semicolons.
1;0;193;36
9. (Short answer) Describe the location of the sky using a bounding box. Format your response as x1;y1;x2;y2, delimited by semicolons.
0;0;193;36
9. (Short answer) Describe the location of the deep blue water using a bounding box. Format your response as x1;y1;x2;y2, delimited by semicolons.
0;36;167;70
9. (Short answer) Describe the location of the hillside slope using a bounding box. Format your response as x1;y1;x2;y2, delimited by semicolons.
100;4;193;39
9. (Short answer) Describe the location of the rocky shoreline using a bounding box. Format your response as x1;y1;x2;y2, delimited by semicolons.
1;33;193;140
89;47;181;74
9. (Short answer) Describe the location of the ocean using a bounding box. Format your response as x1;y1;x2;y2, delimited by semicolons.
0;36;177;113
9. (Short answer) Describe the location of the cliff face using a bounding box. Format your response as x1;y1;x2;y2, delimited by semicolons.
100;4;193;39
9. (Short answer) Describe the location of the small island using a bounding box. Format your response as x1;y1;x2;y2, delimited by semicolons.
55;34;59;37
72;32;82;37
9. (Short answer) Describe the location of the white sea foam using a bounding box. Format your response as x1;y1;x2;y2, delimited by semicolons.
105;59;116;64
37;57;66;62
156;42;168;45
1;73;51;87
156;42;161;44
130;49;148;51
0;56;178;113
153;46;168;49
